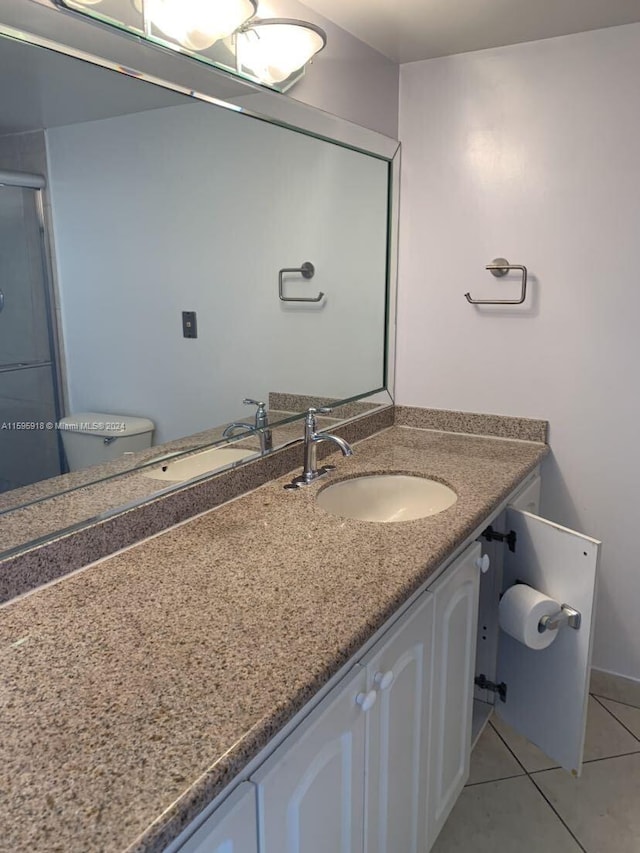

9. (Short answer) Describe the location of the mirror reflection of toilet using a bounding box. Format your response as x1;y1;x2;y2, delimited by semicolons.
58;412;154;471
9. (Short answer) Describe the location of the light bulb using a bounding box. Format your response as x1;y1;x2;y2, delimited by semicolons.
237;21;326;84
146;0;256;51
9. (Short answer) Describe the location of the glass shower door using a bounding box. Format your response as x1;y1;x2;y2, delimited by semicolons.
0;185;61;493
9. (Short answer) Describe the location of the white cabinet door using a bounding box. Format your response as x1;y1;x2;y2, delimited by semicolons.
362;591;435;853
252;666;368;853
178;782;258;853
497;508;601;775
427;543;481;848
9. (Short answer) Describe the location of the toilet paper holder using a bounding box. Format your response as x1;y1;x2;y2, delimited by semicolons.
538;604;581;634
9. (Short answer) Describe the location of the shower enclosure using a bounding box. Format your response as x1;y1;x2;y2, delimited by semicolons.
0;172;62;493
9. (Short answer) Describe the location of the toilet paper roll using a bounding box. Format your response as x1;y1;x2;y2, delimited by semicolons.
499;584;560;650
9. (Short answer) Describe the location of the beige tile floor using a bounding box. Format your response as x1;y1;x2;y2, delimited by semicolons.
432;693;640;852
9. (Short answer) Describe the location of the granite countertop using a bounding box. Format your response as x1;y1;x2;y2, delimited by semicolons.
0;425;547;853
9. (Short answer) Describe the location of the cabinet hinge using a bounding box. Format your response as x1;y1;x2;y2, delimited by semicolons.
481;525;517;553
475;674;507;702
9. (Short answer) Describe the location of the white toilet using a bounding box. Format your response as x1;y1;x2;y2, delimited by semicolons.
59;411;155;471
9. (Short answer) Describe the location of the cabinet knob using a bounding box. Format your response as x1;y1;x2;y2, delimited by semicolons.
475;554;490;574
355;690;377;713
374;670;394;691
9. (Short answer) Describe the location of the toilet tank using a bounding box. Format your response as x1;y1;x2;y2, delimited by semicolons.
59;412;155;471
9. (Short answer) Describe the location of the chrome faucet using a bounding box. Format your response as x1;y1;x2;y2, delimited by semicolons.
285;407;353;488
223;398;273;453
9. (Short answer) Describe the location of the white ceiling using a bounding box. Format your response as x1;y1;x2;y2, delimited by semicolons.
300;0;640;63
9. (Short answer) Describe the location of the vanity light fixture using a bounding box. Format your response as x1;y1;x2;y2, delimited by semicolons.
145;0;257;51
235;18;327;85
55;1;327;92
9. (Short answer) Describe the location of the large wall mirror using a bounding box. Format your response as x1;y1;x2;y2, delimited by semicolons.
0;13;398;558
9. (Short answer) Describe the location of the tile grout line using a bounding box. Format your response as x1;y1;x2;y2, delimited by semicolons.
465;771;525;788
592;693;640;711
527;749;640;775
527;775;589;853
488;720;533;774
488;721;588;852
584;748;640;763
590;691;640;713
591;694;640;744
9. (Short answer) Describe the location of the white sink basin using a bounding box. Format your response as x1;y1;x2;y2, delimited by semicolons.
142;446;257;482
316;474;457;522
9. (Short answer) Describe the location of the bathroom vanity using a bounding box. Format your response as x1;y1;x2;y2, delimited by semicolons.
0;417;600;853
171;469;599;853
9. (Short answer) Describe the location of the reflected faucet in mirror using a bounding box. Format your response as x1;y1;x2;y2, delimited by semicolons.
223;399;273;453
285;407;353;489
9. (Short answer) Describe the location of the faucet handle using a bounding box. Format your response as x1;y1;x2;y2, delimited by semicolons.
243;398;266;410
244;399;270;435
304;406;332;430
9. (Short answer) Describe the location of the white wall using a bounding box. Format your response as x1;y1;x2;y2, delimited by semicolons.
285;0;399;138
46;101;388;444
398;23;640;680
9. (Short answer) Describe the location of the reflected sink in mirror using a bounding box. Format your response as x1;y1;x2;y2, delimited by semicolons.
142;446;258;483
316;474;457;522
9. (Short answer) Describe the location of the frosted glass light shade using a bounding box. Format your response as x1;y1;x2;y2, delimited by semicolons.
237;19;326;84
147;0;257;51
